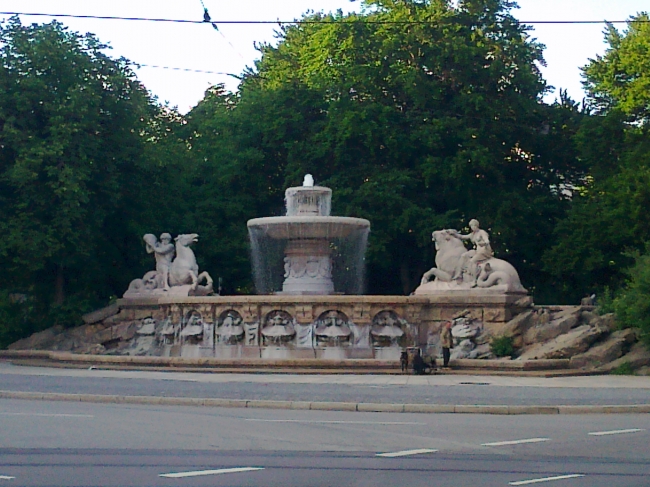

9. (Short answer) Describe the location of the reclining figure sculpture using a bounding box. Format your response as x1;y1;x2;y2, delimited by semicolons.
415;220;527;295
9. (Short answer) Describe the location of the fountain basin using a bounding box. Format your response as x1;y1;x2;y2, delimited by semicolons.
247;216;370;240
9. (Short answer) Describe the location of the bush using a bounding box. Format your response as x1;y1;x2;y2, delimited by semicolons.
611;249;650;348
0;292;38;349
611;362;635;375
490;335;515;358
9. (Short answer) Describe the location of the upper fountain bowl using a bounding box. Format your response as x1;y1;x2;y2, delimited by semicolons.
247;216;370;240
248;184;369;239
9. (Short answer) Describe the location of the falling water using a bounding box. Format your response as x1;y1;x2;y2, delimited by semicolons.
248;178;370;295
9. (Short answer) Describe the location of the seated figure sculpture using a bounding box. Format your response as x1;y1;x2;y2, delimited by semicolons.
414;220;527;295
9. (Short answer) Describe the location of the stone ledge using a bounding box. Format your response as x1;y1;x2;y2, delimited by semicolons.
0;350;571;372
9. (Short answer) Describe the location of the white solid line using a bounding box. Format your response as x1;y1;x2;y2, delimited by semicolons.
482;438;550;447
245;419;424;425
377;448;438;458
159;467;264;478
588;428;645;436
0;413;94;418
509;474;585;485
0;475;15;480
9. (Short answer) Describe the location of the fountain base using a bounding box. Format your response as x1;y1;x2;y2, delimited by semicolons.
282;239;334;295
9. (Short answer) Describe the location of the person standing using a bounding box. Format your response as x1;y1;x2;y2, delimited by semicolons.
440;321;453;368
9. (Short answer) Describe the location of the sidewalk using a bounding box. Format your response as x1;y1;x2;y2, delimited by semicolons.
1;361;649;414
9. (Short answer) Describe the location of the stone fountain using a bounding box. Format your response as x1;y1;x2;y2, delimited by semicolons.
80;180;532;362
247;175;370;295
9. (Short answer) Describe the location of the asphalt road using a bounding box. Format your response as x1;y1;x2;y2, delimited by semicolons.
1;399;649;486
1;363;650;406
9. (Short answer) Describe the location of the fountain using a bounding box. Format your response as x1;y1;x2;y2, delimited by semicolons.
87;178;532;362
247;175;370;295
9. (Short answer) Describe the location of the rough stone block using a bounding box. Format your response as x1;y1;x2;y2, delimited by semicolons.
523;307;581;345
82;304;120;325
518;324;606;360
570;328;636;369
484;308;507;323
598;342;650;372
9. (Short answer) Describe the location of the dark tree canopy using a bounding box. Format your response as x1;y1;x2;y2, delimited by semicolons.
185;0;581;295
0;18;167;324
543;12;650;302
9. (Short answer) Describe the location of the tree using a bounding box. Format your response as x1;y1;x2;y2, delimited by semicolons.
0;18;160;312
205;0;582;295
543;13;650;302
583;13;650;122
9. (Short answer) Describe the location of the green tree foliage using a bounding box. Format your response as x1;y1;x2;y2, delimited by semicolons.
583;14;650;122
0;18;165;319
190;0;581;295
610;249;650;348
543;13;650;302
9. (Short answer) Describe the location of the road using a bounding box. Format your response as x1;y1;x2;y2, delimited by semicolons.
1;398;649;486
2;363;650;406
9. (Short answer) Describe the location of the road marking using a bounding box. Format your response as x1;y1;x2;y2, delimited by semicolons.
0;475;15;480
0;413;94;418
377;448;438;457
589;428;645;436
509;474;585;485
160;467;264;478
482;438;550;447
0;412;93;418
245;419;424;425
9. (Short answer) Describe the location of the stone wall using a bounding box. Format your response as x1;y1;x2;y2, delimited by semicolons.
9;294;533;360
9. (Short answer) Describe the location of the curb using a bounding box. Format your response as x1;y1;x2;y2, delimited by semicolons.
0;351;593;377
1;390;648;414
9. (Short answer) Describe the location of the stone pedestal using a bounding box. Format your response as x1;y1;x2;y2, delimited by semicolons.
282;239;334;295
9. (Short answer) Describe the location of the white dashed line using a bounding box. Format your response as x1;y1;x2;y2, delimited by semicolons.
509;474;585;485
376;448;438;457
159;467;264;478
482;438;550;447
588;428;645;436
0;475;15;480
0;413;94;418
245;419;424;425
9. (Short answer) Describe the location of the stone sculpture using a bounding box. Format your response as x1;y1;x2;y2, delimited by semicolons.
124;233;214;298
144;233;174;290
415;220;527;295
314;310;352;346
261;311;296;344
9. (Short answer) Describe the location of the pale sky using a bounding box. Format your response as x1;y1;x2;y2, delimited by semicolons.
1;1;648;112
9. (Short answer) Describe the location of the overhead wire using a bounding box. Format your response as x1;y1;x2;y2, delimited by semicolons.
1;11;649;25
132;63;240;78
3;10;646;80
197;1;245;59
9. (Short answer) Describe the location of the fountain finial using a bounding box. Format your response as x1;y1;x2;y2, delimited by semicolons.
303;174;314;187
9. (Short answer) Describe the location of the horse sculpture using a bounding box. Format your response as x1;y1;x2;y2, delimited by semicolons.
416;229;527;294
169;234;214;295
124;233;214;297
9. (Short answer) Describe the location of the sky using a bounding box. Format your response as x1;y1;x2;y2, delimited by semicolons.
1;0;648;113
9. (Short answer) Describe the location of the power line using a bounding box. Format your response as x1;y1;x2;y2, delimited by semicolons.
1;12;649;25
133;63;240;78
